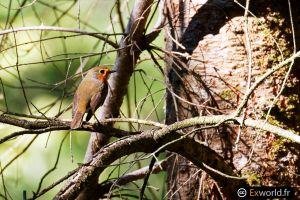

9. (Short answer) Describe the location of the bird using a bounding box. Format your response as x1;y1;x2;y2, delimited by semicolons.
70;66;116;129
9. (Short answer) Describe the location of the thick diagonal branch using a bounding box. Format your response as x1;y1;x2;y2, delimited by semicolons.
79;1;156;199
55;126;246;199
84;0;155;161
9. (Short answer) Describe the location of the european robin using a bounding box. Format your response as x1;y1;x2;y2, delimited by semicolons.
71;66;116;129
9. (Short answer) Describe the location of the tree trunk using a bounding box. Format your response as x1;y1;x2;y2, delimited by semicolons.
165;0;300;199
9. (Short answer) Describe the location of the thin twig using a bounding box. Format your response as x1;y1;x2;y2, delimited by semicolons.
11;24;32;115
0;78;8;111
33;134;68;198
0;25;120;48
235;0;252;148
1;45;130;70
0;136;38;174
234;50;300;116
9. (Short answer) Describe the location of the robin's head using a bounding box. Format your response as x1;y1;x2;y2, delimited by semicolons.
90;66;116;82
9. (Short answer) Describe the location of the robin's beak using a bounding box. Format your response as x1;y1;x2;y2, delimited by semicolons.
109;70;117;73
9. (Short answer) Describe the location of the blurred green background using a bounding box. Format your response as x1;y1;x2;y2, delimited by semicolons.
0;0;165;199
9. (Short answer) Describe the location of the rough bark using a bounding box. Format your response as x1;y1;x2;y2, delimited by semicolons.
165;0;300;199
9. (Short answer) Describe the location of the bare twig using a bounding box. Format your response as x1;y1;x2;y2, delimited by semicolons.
1;113;300;144
11;24;32;114
234;50;300;116
0;79;8;111
0;25;120;48
96;158;168;199
33;134;68;197
0;136;38;174
1;46;130;70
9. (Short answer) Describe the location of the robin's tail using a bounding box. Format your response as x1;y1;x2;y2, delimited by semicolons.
71;112;84;129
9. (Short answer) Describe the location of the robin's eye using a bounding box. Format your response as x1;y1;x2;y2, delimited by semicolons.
99;69;105;74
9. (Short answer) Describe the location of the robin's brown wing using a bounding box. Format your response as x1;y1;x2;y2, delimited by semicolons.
72;92;79;117
85;83;108;121
71;111;85;129
71;92;85;129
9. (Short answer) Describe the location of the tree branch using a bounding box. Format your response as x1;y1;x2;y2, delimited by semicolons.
1;114;299;144
95;158;168;199
0;25;119;49
83;0;156;176
55;123;246;199
234;50;300;116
